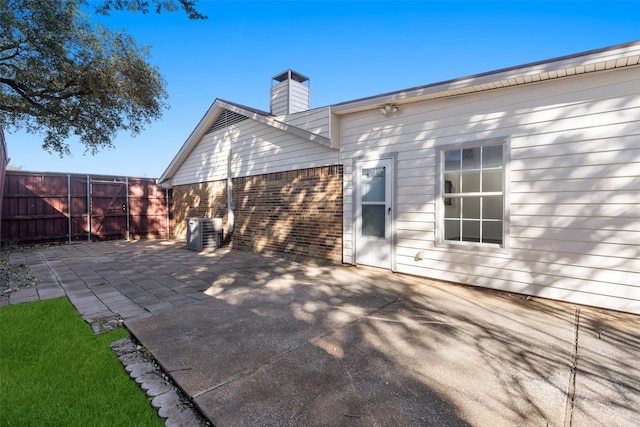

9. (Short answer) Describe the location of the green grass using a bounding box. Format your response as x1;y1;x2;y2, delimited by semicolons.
0;297;163;426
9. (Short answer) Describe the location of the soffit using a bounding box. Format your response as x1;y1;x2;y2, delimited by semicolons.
331;41;640;115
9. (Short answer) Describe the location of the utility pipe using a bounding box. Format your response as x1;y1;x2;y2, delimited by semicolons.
227;149;235;236
165;188;170;239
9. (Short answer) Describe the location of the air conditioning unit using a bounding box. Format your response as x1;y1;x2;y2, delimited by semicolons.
186;218;223;251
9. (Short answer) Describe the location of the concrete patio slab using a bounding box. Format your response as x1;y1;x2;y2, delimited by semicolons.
571;307;640;426
4;240;639;426
127;264;582;426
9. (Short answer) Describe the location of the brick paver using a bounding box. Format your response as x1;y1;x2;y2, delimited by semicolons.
3;240;227;326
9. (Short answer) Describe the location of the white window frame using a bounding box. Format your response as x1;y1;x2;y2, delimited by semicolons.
435;137;510;253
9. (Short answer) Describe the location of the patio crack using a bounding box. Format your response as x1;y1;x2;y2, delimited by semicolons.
191;295;404;399
563;306;580;427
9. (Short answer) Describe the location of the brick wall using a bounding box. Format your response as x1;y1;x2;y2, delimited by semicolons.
171;165;343;263
171;180;228;239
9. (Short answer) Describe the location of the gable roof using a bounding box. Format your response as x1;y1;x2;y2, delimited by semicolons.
331;41;640;114
160;41;639;185
159;99;332;184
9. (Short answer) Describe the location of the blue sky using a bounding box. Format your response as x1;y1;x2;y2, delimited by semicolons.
5;1;640;178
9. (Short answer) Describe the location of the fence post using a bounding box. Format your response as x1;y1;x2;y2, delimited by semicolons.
125;177;130;240
87;175;91;242
67;174;71;244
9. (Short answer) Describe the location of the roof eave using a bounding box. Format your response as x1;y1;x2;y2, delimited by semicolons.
331;40;640;115
158;99;224;184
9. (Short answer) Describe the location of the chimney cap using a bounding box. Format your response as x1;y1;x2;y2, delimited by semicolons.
272;69;309;85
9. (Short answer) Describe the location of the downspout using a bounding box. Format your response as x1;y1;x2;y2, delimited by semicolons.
226;148;235;236
165;188;170;239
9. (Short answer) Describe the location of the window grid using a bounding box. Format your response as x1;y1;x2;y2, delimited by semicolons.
443;144;504;245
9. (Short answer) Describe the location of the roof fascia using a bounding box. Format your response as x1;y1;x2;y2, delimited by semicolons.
158;99;223;185
331;41;640;115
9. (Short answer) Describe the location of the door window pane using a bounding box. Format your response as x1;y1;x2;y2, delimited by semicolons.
362;167;385;202
362;205;385;238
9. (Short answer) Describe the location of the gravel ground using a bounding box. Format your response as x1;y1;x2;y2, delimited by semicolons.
0;247;38;296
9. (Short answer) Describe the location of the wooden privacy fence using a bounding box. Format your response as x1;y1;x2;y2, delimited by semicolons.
1;171;171;244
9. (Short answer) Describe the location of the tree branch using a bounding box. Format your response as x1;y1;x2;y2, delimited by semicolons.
93;0;207;19
1;0;169;156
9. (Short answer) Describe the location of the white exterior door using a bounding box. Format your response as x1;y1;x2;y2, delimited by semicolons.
355;158;394;269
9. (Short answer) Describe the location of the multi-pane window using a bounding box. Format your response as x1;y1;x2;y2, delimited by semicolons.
442;143;505;245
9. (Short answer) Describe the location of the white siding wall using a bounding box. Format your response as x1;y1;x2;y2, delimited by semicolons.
341;66;640;314
270;79;310;115
270;81;289;116
172;117;339;186
171;131;231;186
280;107;331;138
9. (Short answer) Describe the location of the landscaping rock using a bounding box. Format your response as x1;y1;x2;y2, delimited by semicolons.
111;337;209;426
118;351;147;366
110;338;137;353
152;391;182;416
126;361;156;378
140;375;174;397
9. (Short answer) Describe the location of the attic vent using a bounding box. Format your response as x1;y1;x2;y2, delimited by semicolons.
207;109;248;134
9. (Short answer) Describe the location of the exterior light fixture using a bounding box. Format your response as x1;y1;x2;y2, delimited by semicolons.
380;104;399;116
